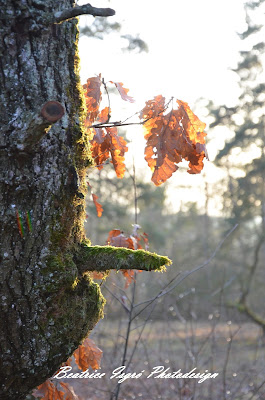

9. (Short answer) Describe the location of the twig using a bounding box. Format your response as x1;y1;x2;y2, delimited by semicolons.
127;299;158;368
88;118;150;130
103;285;130;313
210;276;236;297
112;273;137;400
54;4;115;24
222;325;241;400
88;96;174;130
168;224;238;290
102;78;111;124
240;234;264;303
249;378;265;400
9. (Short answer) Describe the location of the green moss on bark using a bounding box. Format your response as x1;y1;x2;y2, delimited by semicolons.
75;243;172;274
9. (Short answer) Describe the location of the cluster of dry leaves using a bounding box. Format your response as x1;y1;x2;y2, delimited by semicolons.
85;75;207;217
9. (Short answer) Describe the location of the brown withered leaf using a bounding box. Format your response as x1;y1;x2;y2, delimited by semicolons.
140;97;207;185
140;95;166;121
97;106;110;124
122;270;136;289
107;229;122;241
107;229;134;248
107;127;128;178
106;229;146;288
176;100;206;144
59;382;80;400
106;229;135;288
33;380;65;400
91;271;106;280
83;75;102;123
141;232;149;250
92;194;103;217
91;127;128;178
73;338;102;371
90;129;110;170
110;81;135;103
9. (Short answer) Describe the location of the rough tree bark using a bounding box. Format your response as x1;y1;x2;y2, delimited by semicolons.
0;2;170;399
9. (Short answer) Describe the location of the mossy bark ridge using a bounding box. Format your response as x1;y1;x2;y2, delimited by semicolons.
0;1;170;399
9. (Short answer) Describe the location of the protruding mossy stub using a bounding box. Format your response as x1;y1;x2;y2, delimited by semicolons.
75;244;172;275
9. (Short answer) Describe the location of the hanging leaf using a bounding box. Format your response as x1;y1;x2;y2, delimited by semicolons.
91;127;128;178
59;382;80;400
97;106;110;124
108;127;128;178
122;270;135;289
90;128;111;170
73;338;102;371
140;97;207;185
33;380;65;400
33;380;80;400
141;232;149;250
110;81;135;103
83;75;102;122
92;194;103;217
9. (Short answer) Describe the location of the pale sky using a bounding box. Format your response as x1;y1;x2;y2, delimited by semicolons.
77;0;251;215
79;0;246;104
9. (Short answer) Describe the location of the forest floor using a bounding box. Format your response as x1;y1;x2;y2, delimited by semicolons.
55;320;265;400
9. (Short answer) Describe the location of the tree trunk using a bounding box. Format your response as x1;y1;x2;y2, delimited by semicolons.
0;1;106;399
0;2;170;399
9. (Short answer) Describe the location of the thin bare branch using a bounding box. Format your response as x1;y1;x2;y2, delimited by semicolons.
54;4;115;23
240;234;264;303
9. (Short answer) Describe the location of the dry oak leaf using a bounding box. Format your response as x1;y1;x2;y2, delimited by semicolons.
59;382;80;400
106;229;143;288
141;232;149;250
91;271;106;280
107;229;134;249
73;337;102;371
91;127;128;178
110;81;135;103
92;193;103;217
139;95;166;120
94;106;110;125
140;97;207;185
122;270;135;289
90;128;110;169
33;380;65;400
108;127;128;178
83;75;102;123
